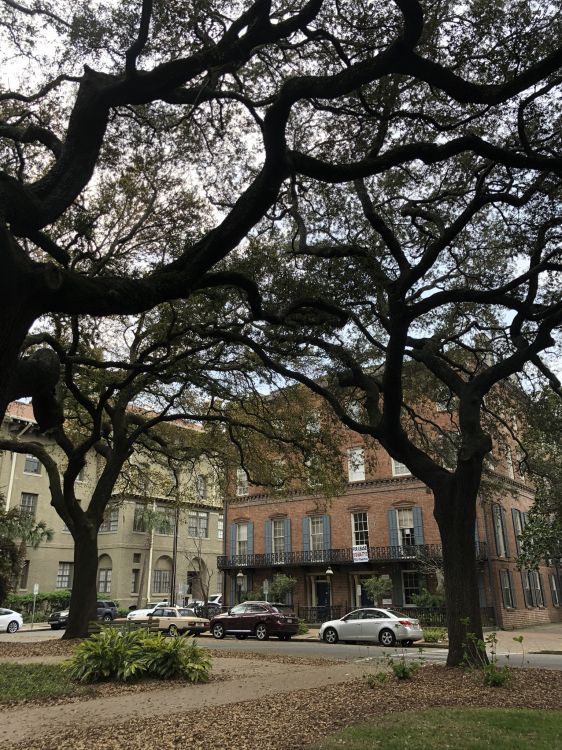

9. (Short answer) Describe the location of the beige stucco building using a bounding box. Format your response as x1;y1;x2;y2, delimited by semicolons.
2;402;225;609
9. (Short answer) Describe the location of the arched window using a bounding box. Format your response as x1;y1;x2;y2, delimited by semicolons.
97;554;112;594
153;555;172;594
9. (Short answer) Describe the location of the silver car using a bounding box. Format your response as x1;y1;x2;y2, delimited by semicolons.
318;607;423;646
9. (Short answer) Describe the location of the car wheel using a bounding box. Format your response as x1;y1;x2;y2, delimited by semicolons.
50;625;60;630
212;623;226;639
235;634;248;640
7;620;19;634
323;627;339;644
168;624;179;636
255;623;269;641
401;639;413;647
102;614;112;621
379;628;396;647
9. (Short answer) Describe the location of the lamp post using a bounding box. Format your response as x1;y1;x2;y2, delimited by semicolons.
325;566;334;619
236;570;244;604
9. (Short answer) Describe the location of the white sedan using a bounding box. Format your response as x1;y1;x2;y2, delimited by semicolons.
0;608;23;633
127;601;169;620
318;607;423;646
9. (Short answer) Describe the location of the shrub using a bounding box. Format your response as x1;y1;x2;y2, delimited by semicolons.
66;628;211;683
365;671;388;687
423;627;448;643
482;664;511;687
297;618;309;635
411;588;445;608
388;657;420;680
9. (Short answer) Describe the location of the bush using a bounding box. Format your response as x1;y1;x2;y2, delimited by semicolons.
482;664;511;687
388;657;420;680
6;590;71;614
365;671;388;687
66;628;211;683
423;627;448;643
297;618;309;635
411;588;445;608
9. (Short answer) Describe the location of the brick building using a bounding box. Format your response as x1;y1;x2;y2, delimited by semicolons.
219;428;562;629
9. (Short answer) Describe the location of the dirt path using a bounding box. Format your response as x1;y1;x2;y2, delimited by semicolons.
1;656;368;745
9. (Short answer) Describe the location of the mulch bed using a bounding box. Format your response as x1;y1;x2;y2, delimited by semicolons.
10;665;562;750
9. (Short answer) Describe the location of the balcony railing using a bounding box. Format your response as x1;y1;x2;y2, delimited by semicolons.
217;541;487;569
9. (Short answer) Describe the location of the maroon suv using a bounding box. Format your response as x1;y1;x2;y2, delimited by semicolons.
210;601;299;641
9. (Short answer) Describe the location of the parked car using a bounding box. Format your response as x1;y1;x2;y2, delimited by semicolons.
318;607;423;646
48;600;119;630
147;606;209;636
126;601;170;621
210;601;299;641
0;608;23;633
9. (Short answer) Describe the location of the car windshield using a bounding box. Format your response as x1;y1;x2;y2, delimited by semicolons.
178;609;196;616
271;605;294;614
388;609;409;618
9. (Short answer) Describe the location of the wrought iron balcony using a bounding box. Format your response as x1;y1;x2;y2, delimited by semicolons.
217;541;487;569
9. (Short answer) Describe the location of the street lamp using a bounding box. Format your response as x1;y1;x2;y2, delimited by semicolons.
324;566;334;618
236;570;244;603
325;566;334;576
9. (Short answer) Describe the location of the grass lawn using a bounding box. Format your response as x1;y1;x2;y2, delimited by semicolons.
0;663;94;703
311;707;562;749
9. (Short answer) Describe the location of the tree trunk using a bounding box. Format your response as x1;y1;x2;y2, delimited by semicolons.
0;306;35;423
63;524;99;639
434;480;486;667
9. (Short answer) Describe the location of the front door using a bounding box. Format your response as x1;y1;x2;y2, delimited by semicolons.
316;580;330;607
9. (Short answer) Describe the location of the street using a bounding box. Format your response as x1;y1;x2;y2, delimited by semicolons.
3;626;562;670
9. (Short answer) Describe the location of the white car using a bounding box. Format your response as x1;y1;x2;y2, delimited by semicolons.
127;601;169;621
0;608;23;633
318;607;423;646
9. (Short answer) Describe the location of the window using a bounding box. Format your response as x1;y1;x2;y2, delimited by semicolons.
19;560;29;589
492;504;508;558
352;512;369;547
153;568;171;593
24;454;41;475
348;447;365;482
500;570;514;608
188;511;209;538
196;474;208;499
20;492;37;518
512;508;524;554
522;570;544;608
98;567;112;594
218;513;224;541
56;562;73;589
272;519;285;554
505;448;515;479
397;508;415;547
402;571;421;605
391;458;411;477
154;506;175;535
131;569;140;593
76;467;86;482
310;516;324;551
133;553;141;563
236;523;248;556
133;504;147;532
550;575;560;607
99;507;119;533
236;468;248;496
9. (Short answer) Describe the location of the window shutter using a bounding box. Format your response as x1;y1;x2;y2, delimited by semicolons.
477;572;486;607
549;574;559;607
390;568;403;606
500;572;508;608
522;512;529;527
322;514;331;550
247;572;253;594
302;517;311;552
492;505;502;556
508;570;516;608
500;507;510;557
230;574;236;605
412;507;424;545
247;522;254;556
229;524;236;557
521;571;533;607
265;520;273;555
387;510;399;548
284;518;291;552
511;509;521;555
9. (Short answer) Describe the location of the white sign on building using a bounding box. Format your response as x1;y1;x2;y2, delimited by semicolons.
352;544;369;563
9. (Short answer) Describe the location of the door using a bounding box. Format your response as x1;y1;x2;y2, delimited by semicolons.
316;580;330;607
360;609;392;642
338;610;364;640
